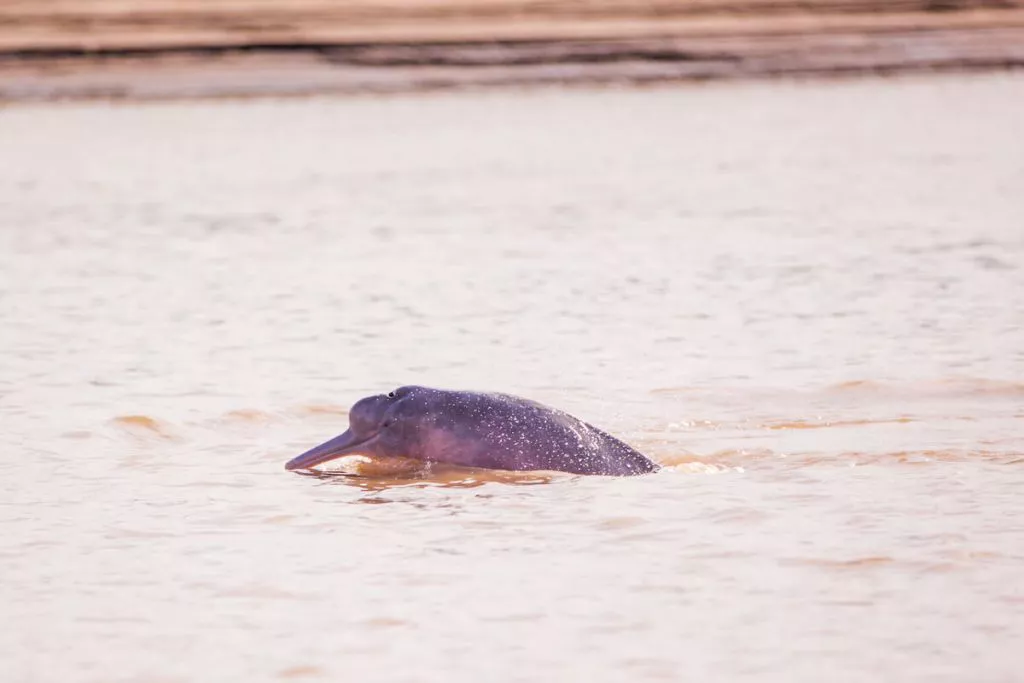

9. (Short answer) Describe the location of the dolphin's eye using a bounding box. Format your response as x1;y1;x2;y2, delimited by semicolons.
387;391;396;398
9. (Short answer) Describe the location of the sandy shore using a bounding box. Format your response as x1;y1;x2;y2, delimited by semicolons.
2;0;1023;100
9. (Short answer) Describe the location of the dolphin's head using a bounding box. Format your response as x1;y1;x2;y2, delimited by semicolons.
284;386;428;470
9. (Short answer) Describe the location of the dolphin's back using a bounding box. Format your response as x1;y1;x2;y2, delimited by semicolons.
400;387;658;476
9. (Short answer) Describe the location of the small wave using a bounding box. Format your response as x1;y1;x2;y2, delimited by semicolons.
109;415;177;439
654;447;1022;469
219;409;279;423
836;449;1023;465
781;556;895;569
655;450;769;472
651;378;1024;402
762;417;914;430
293;404;349;416
662;461;742;475
277;666;326;679
825;377;1024;397
773;449;1022;466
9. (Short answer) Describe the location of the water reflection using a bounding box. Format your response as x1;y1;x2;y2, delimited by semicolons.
293;459;562;493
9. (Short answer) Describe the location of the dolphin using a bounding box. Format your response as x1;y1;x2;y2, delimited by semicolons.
285;386;658;476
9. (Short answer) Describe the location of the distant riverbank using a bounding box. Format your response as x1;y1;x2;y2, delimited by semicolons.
2;0;1023;100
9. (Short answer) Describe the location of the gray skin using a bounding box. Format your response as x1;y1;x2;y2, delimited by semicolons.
285;385;658;476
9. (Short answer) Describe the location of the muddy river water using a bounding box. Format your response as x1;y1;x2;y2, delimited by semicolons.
1;73;1022;682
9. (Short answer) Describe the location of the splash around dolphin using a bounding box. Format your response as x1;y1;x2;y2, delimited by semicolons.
285;386;658;476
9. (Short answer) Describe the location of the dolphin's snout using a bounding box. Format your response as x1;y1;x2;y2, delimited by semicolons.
284;429;378;470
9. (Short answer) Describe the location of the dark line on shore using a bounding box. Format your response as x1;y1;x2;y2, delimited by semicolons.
2;39;719;63
0;22;1020;65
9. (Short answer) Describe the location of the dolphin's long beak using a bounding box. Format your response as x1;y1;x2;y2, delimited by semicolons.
284;430;378;471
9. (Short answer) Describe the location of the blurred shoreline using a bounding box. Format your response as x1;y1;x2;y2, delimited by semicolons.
2;1;1023;101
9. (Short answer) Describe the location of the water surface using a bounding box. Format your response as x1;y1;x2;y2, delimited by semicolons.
1;74;1022;682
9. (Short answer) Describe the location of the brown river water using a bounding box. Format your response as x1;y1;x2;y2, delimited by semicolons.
1;73;1023;682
